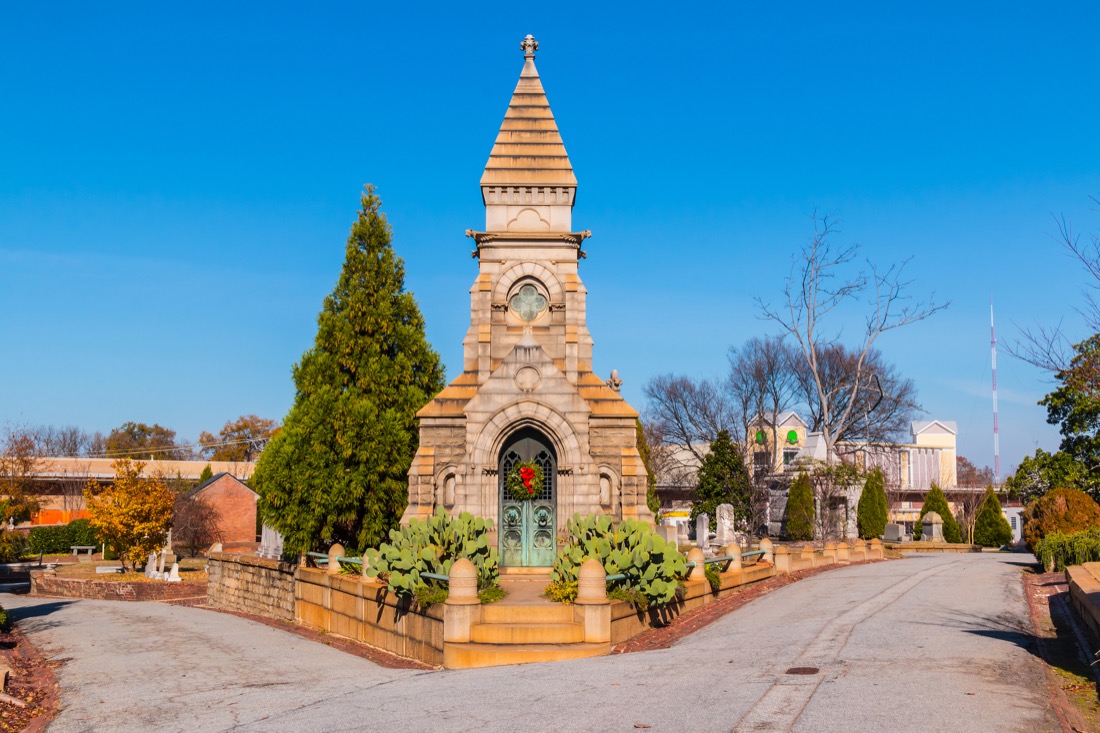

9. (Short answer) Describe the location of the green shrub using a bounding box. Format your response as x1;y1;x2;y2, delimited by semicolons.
973;488;1013;548
363;508;499;600
0;605;7;632
27;520;99;555
550;514;687;607
857;469;888;539
477;586;507;604
914;484;962;543
785;473;815;541
1023;487;1100;554
607;585;648;610
542;579;578;603
704;563;721;593
1035;528;1100;572
413;585;449;607
0;532;26;563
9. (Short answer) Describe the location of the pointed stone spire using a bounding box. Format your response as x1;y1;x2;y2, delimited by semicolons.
481;34;577;192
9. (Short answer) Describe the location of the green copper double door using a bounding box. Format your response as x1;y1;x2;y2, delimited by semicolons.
499;429;556;567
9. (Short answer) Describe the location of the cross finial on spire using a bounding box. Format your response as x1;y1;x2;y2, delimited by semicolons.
521;34;538;59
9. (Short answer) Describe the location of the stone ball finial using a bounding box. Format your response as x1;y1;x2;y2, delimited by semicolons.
521;34;538;58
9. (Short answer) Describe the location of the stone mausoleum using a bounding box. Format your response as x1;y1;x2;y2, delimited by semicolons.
402;35;652;567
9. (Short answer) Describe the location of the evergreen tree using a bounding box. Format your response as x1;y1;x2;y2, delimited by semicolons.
253;186;445;555
690;430;753;531
635;419;661;518
973;487;1013;547
914;484;962;543
196;464;214;486
785;472;815;541
856;468;888;539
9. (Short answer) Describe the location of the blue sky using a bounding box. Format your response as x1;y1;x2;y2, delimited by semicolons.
2;3;1099;477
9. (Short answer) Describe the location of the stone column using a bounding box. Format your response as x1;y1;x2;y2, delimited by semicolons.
759;537;774;565
774;546;791;574
722;544;742;574
853;539;867;561
869;538;883;559
686;548;707;582
443;558;481;644
327;544;345;575
837;541;850;563
574;559;610;643
800;544;815;569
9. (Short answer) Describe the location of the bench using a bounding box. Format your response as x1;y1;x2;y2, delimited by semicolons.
71;545;96;559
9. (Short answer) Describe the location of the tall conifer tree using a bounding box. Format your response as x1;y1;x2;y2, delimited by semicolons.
254;186;445;554
690;430;753;531
857;468;888;539
914;484;962;543
973;488;1013;547
784;472;815;541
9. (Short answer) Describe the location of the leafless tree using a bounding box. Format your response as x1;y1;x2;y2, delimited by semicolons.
757;213;947;462
172;492;222;557
0;423;43;519
727;335;801;468
1009;195;1100;372
37;425;88;457
642;374;734;464
808;460;862;543
55;462;90;515
953;489;986;544
791;344;920;454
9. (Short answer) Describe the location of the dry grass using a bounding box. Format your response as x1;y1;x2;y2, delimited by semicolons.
52;557;208;583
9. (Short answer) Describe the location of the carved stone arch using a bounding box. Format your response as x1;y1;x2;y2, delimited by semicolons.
597;465;622;518
494;262;564;307
434;465;459;510
470;400;583;472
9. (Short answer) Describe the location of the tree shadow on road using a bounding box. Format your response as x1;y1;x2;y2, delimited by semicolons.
7;601;74;632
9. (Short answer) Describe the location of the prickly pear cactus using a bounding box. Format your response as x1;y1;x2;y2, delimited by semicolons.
363;507;499;599
550;514;686;607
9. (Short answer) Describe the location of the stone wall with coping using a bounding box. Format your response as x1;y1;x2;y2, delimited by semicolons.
609;561;774;645
884;541;981;554
1066;562;1100;640
31;573;207;602
296;567;444;666
206;552;296;621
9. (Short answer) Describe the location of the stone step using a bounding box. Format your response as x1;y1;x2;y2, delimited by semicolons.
480;603;574;624
444;641;609;669
470;621;584;644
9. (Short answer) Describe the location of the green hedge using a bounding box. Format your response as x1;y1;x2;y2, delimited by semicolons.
27;520;99;555
1035;528;1100;572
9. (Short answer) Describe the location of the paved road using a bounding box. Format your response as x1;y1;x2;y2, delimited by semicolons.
5;554;1057;733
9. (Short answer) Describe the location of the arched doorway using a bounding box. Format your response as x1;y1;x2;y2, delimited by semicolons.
498;427;556;567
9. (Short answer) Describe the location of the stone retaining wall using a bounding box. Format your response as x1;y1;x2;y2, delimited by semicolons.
884;541;982;554
609;562;774;644
206;552;296;621
31;573;207;602
1066;562;1100;640
296;568;444;666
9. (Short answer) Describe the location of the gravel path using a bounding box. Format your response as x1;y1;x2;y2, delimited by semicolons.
4;553;1057;733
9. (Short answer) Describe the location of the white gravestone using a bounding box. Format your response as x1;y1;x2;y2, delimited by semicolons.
696;513;710;550
145;553;158;578
716;504;735;544
167;562;181;582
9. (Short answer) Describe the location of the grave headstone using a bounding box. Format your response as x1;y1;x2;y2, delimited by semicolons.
923;511;945;542
883;523;905;542
716;504;735;544
166;563;181;582
145;553;158;578
696;513;710;550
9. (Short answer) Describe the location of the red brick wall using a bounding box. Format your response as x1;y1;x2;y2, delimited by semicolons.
198;475;258;545
31;574;206;602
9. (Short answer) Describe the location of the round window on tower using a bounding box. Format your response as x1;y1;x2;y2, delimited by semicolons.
509;283;548;322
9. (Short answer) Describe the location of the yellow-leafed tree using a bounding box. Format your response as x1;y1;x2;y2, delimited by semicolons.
84;459;175;570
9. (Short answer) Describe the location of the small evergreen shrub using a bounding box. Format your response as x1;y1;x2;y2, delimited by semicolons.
914;485;962;543
704;563;722;593
1035;529;1100;572
785;473;815;541
857;469;888;540
973;488;1013;548
1023;487;1100;554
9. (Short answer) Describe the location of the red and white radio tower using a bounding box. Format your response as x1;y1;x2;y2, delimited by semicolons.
991;297;1001;484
